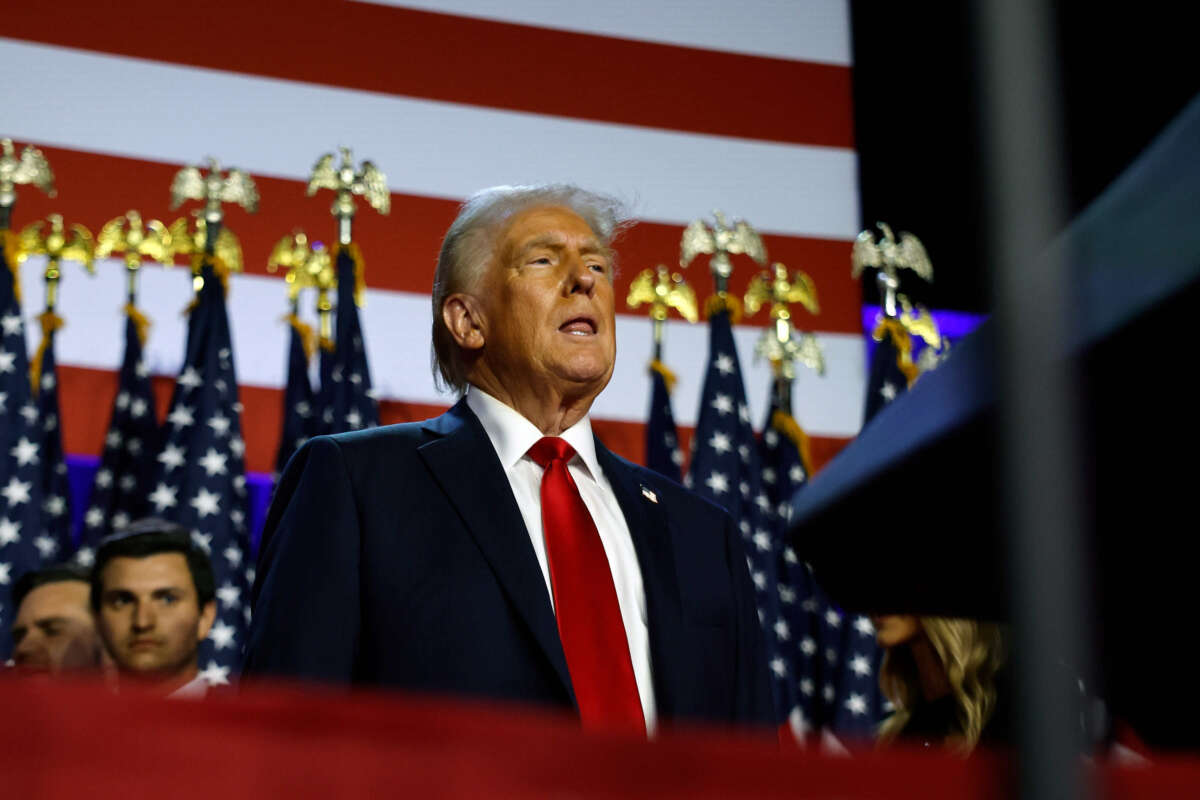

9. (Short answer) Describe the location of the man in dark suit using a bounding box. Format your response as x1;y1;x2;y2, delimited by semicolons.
244;184;772;733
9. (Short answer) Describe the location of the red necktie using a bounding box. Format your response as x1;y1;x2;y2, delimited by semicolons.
527;437;645;734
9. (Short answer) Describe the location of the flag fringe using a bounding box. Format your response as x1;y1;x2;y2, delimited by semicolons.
872;317;920;386
648;359;677;394
771;409;814;479
29;310;64;397
283;312;317;361
1;231;22;305
336;242;367;308
124;303;152;347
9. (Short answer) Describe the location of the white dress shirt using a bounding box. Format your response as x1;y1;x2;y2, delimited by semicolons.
466;387;657;731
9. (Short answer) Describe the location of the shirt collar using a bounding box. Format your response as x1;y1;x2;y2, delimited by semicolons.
465;386;600;480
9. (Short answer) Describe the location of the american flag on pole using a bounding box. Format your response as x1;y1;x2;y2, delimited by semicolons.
762;389;887;740
686;307;792;727
643;361;683;482
2;0;864;528
862;319;916;425
318;246;378;434
29;308;73;562
0;233;45;657
75;306;160;566
148;260;250;682
273;312;315;477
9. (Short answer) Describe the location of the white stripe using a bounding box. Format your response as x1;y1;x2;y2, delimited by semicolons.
19;258;865;438
0;38;860;240
360;0;853;66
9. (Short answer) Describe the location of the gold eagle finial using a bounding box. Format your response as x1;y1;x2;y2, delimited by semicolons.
746;262;824;380
0;138;56;230
16;214;95;310
169;157;260;224
852;222;933;319
307;146;390;245
96;211;174;301
268;230;333;305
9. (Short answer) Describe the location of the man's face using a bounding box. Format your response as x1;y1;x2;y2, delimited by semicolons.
11;580;102;677
472;205;617;401
95;553;215;683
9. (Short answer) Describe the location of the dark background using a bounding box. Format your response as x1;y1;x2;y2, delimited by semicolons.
850;3;1196;313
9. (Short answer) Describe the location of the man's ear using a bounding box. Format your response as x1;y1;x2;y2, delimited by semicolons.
443;294;486;352
196;600;217;642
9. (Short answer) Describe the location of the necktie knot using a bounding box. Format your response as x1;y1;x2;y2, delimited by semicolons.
527;436;575;469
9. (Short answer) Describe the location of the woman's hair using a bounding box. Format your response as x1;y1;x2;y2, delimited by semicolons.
877;617;1008;753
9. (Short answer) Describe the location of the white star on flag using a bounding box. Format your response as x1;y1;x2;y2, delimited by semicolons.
167;404;195;428
74;547;95;567
33;535;58;558
708;431;732;453
223;546;242;567
9;437;39;466
752;530;771;551
0;349;15;373
148;483;178;512
44;495;66;517
94;469;113;488
216;582;241;609
704;471;729;495
844;693;868;716
770;657;787;678
880;382;897;401
198;448;228;476
773;619;790;641
115;391;130;410
177;367;203;389
800;637;817;656
130;398;148;418
208;620;237;650
1;314;22;336
849;653;872;677
711;393;733;415
20;403;38;425
714;353;735;375
157;444;186;471
198;660;232;686
207;414;231;436
85;507;105;528
190;488;221;518
853;616;876;637
1;477;32;506
0;518;20;546
0;562;10;585
105;430;123;449
191;531;213;555
824;608;842;627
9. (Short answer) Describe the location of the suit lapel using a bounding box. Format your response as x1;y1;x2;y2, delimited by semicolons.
595;441;687;719
418;400;575;704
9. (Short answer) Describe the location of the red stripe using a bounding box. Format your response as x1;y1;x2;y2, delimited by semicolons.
56;364;850;477
3;0;853;150
17;145;862;334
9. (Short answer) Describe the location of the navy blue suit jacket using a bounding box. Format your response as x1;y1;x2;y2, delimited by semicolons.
244;400;773;727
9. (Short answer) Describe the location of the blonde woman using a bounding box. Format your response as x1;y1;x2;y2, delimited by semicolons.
874;616;1008;753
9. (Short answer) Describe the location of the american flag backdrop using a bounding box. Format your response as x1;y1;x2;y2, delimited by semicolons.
1;0;865;486
1;2;869;677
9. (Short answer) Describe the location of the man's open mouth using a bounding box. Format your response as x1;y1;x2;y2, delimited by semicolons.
559;317;597;335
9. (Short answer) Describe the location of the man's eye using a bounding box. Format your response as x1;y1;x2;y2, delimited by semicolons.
109;596;130;608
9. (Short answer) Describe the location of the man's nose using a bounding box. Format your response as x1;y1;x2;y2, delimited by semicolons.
565;256;596;295
132;602;155;631
13;633;45;665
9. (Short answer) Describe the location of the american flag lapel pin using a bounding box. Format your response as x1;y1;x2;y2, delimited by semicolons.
641;486;658;504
